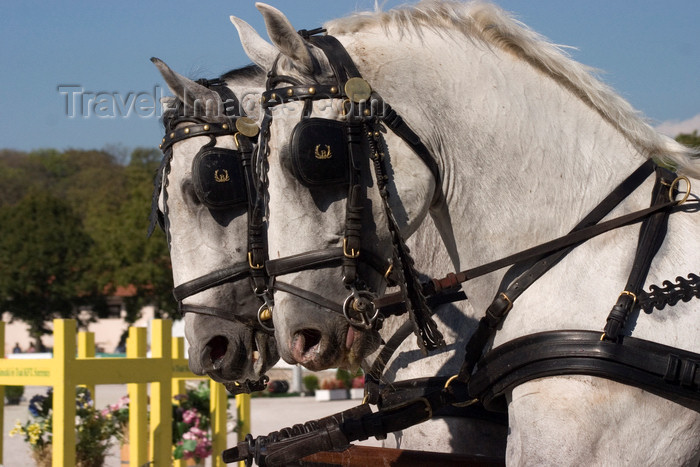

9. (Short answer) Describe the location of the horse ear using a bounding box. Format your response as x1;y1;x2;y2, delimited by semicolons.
150;57;224;120
255;2;313;72
230;16;277;71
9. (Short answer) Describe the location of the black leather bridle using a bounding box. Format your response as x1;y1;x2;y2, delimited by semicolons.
151;78;274;331
149;78;274;394
256;31;450;351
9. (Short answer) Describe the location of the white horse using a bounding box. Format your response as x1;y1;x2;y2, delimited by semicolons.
151;31;506;456
230;12;510;458
234;0;700;464
150;58;279;389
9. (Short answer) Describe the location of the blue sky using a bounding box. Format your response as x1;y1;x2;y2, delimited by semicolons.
1;1;698;153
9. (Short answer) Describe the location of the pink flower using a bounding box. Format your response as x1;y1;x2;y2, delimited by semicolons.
194;439;212;459
116;396;129;409
181;426;212;460
182;409;200;426
188;426;207;437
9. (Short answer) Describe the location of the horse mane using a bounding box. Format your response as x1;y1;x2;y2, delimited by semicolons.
326;0;699;176
221;63;264;82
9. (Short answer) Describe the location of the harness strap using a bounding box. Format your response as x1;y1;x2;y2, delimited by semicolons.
173;262;251;302
428;167;696;296
159;122;236;153
309;35;360;91
380;103;441;189
603;165;677;340
266;247;395;281
364;122;445;351
467;330;700;413
147;148;173;238
271;278;463;320
178;303;259;328
240;137;268;295
456;159;656;377
195;77;241;124
223;375;270;397
374;376;508;423
223;385;466;466
363;283;469;404
454;160;688;380
342;124;366;286
274;281;345;314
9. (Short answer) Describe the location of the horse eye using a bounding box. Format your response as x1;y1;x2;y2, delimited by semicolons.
279;143;296;178
181;179;201;207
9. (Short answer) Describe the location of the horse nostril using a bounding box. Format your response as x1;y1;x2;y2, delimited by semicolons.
300;329;322;354
207;336;228;364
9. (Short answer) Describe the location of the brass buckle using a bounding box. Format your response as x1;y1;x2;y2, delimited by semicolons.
499;292;513;312
257;303;274;332
444;374;479;408
383;263;393;280
340;98;351;117
444;374;459;389
618;290;637;308
343;238;360;258
248;252;265;270
669;175;691;205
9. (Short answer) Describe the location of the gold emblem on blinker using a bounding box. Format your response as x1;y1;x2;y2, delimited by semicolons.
235;117;260;137
214;169;230;182
344;77;372;103
314;145;332;160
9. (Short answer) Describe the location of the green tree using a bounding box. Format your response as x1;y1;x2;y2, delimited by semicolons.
0;149;53;208
0;191;96;348
676;130;700;149
90;148;174;322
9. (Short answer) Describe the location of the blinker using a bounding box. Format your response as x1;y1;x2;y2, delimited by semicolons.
192;147;247;209
290;118;350;186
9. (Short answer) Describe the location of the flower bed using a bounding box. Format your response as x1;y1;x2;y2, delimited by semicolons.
10;387;120;467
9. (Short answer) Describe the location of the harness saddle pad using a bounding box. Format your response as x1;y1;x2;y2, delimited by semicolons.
192;147;247;209
290;118;349;186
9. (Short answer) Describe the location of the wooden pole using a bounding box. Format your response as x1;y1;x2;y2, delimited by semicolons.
149;320;172;466
77;331;95;397
127;326;148;466
52;319;76;467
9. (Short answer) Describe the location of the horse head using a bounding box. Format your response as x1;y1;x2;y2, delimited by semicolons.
151;57;278;388
233;4;439;371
